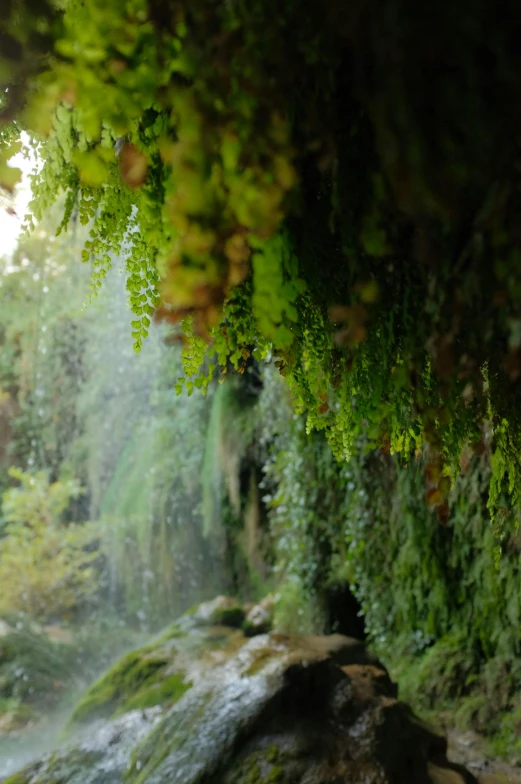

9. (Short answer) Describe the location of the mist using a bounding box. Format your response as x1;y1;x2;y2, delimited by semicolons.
0;217;232;776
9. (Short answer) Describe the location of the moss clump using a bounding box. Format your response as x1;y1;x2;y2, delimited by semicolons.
265;745;280;764
181;603;201;618
224;744;284;784
69;647;190;726
211;605;246;628
125;687;219;784
122;673;191;713
180;598;246;628
46;748;100;779
7;748;102;784
153;624;187;645
4;772;32;784
242;619;271;638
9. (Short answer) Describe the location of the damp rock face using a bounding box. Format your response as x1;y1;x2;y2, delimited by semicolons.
3;708;162;784
4;598;476;784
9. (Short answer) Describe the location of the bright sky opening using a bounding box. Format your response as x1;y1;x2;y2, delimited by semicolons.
0;136;36;259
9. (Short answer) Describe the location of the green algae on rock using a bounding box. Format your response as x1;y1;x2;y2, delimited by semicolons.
68;597;257;728
69;648;191;727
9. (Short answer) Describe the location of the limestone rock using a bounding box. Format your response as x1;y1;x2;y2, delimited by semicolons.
243;596;274;637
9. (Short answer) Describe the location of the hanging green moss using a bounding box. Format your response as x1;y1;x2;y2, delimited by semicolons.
202;379;256;536
3;1;521;527
256;362;521;756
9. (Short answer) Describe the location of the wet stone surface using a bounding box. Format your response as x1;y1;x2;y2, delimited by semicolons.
0;597;491;784
447;730;521;784
2;708;162;784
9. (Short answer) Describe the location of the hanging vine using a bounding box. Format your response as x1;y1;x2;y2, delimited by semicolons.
2;0;521;531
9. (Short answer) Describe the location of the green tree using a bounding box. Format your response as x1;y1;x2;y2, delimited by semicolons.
0;205;90;492
0;468;100;621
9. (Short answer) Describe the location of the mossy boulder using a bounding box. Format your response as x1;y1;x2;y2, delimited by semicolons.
122;632;474;784
184;595;273;637
68;598;251;729
7;598;477;784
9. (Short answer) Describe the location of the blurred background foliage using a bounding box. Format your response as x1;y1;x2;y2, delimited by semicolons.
0;469;99;620
0;205;236;738
0;204;231;632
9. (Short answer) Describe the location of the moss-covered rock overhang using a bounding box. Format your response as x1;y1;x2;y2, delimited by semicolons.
3;1;521;524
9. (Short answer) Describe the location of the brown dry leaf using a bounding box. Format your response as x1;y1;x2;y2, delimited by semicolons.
110;59;127;74
329;305;351;323
119;142;148;189
426;487;442;506
193;311;215;340
227;260;250;287
163;332;184;346
193;284;221;309
434;344;455;381
459;449;470;475
206;305;222;328
461;383;474;403
503;349;521;381
59;82;77;106
225;232;250;264
380;439;391;456
348;323;367;347
425;461;442;484
154;306;185;325
473;438;487;456
333;327;350;346
437;501;450;526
